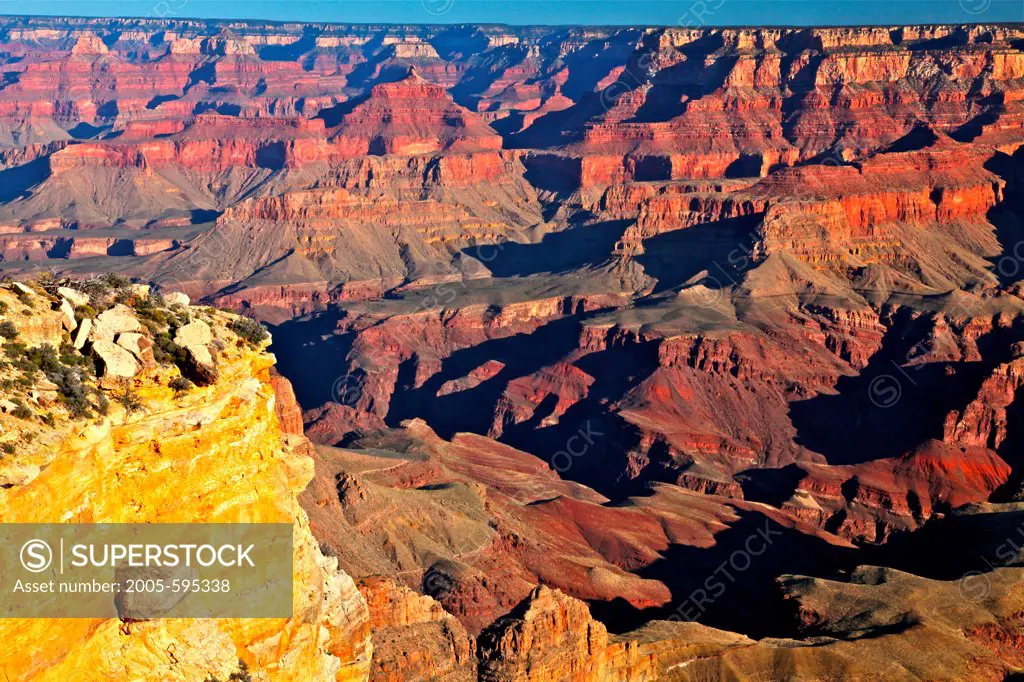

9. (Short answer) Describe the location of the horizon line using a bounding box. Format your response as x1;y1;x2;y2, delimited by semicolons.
2;11;1024;30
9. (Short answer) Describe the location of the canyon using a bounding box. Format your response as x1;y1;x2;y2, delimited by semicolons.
0;14;1024;681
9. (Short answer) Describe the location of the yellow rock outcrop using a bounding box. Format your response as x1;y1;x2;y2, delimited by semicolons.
0;283;372;682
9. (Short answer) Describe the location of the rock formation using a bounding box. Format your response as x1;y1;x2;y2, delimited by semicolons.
2;14;1024;682
0;279;372;681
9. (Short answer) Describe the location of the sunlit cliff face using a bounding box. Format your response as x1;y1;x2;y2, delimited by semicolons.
0;280;371;681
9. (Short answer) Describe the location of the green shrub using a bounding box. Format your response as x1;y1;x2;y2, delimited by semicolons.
102;274;131;290
135;302;169;328
59;342;89;369
10;400;32;420
169;376;194;395
228;317;269;345
0;320;17;339
48;365;93;419
114;381;143;415
0;300;8;314
24;344;61;374
75;305;98;321
0;442;14;455
153;332;187;366
3;341;25;358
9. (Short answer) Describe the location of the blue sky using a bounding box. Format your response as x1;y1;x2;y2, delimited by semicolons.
0;0;1021;26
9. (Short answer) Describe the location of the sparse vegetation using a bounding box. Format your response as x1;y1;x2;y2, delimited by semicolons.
0;340;102;419
23;344;62;374
59;342;89;368
0;320;18;339
49;365;96;418
75;305;98;321
4;342;30;368
204;660;252;682
169;376;194;395
75;274;133;312
153;332;188;366
228;317;269;345
114;380;143;415
10;399;32;420
0;442;14;455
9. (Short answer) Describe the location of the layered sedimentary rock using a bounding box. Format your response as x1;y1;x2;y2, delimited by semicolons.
0;280;372;682
4;15;1024;682
477;586;657;682
358;577;475;681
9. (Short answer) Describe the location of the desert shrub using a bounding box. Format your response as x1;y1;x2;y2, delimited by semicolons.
0;300;8;314
59;342;89;369
4;343;38;378
135;300;169;327
3;342;25;358
10;399;32;420
228;317;269;345
102;274;132;290
229;661;252;682
40;412;55;427
0;442;14;455
77;278;110;300
96;392;109;416
114;381;143;415
153;332;187;366
15;291;33;308
0;320;18;339
204;660;252;682
77;275;129;311
168;376;194;395
34;271;59;292
24;344;62;374
47;366;93;419
75;305;98;321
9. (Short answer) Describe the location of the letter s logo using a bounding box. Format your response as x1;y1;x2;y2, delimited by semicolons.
20;539;52;573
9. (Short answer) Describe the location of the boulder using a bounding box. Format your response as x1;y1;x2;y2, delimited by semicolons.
89;304;142;342
57;287;90;308
73;317;92;350
30;389;58;407
57;298;76;331
164;291;190;307
181;343;218;386
174;320;213;348
11;282;34;296
0;462;41;487
92;339;140;379
116;332;155;367
0;399;19;414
